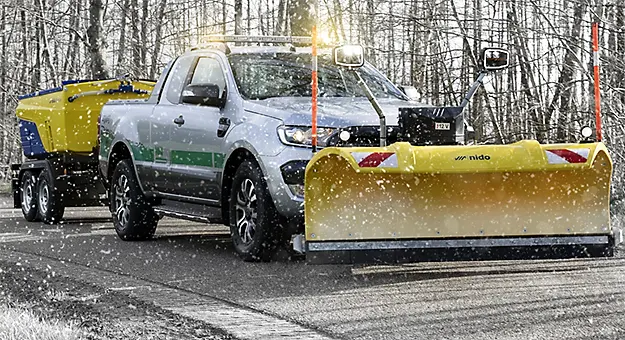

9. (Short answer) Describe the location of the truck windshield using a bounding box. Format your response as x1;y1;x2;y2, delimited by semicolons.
228;53;408;101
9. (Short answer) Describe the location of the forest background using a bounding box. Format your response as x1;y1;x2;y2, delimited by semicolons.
0;0;623;203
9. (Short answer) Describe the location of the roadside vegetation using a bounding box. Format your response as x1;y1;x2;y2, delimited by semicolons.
0;305;82;340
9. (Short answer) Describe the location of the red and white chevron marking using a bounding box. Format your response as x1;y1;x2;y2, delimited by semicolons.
351;152;398;168
545;148;590;164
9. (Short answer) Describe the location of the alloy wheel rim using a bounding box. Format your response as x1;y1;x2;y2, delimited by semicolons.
38;180;49;214
22;178;33;211
235;178;258;245
114;174;131;227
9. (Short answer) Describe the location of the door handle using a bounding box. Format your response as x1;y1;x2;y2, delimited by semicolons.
173;115;185;126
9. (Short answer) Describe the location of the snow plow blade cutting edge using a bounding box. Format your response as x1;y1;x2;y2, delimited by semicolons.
303;141;616;264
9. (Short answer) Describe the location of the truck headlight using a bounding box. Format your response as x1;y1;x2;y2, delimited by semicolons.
277;125;336;148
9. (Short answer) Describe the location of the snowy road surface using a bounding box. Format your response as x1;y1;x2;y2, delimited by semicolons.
1;196;624;339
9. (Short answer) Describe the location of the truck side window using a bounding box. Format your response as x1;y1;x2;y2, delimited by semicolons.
165;55;196;104
188;57;226;97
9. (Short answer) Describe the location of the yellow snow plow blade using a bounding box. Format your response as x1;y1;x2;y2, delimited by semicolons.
304;141;614;263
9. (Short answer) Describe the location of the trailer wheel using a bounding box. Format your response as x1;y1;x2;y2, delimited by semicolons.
110;159;157;240
37;169;65;224
229;160;281;262
20;171;40;222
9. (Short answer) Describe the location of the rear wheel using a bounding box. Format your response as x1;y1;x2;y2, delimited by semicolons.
20;171;40;222
229;160;282;261
110;159;157;240
37;169;64;224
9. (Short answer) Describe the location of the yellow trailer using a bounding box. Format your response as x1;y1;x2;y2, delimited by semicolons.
12;78;154;223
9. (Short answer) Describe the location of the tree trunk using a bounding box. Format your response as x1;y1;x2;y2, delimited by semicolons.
117;0;129;74
235;0;243;35
247;0;251;35
35;0;57;86
140;0;148;72
87;0;110;79
20;9;29;91
130;0;140;75
508;0;545;141
150;0;167;80
332;0;346;41
63;0;77;77
365;0;375;63
32;5;42;89
275;0;286;34
222;0;227;34
289;0;312;36
541;1;587;142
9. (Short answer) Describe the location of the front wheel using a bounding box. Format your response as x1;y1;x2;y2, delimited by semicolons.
229;160;282;262
20;171;40;222
110;159;157;240
37;169;64;224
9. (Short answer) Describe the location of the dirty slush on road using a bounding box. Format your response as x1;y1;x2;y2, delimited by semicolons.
0;261;233;339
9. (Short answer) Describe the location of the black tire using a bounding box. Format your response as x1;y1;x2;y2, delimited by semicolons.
110;159;157;240
20;170;40;222
229;160;282;262
37;169;64;224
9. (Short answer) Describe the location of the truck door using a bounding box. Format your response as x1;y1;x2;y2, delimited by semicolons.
165;55;227;201
149;55;196;194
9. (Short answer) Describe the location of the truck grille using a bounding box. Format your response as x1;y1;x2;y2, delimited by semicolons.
326;126;401;147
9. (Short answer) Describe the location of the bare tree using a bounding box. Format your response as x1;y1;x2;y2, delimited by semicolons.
87;0;110;79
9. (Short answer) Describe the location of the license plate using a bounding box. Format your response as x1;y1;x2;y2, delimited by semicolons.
435;122;450;130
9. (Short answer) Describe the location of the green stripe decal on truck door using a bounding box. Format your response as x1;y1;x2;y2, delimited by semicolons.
130;142;155;162
213;153;225;169
171;150;217;167
127;144;225;168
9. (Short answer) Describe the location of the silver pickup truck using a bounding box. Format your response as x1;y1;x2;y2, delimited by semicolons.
98;37;427;261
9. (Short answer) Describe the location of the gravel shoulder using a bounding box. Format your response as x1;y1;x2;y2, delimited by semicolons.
0;260;233;340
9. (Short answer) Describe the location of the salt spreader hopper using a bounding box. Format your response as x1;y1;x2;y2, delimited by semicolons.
12;78;154;223
302;47;617;264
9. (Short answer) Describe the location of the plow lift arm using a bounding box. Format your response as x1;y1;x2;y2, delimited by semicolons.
459;48;510;141
301;44;617;264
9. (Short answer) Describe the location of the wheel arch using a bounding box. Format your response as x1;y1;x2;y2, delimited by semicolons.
221;147;261;224
107;141;134;184
17;159;57;188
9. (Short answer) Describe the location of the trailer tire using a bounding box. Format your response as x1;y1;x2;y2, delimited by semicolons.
20;170;40;222
110;159;157;240
37;169;65;224
229;160;281;262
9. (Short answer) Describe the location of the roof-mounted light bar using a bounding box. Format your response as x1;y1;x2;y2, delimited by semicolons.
204;35;312;45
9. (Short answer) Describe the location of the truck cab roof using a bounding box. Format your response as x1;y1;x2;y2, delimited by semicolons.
189;43;332;56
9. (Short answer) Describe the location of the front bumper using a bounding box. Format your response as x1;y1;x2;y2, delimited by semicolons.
259;147;310;221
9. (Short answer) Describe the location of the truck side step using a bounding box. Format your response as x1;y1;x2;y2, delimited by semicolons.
153;199;223;224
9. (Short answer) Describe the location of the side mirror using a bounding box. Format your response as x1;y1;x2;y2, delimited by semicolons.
333;44;365;68
481;48;509;71
181;83;224;107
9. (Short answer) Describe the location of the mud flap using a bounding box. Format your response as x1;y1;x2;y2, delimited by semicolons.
304;141;613;264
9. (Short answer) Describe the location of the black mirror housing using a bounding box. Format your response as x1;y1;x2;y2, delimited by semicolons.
480;48;509;71
181;83;225;107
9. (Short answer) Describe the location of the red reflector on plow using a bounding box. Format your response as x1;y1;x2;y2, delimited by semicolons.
546;148;589;164
351;152;397;168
